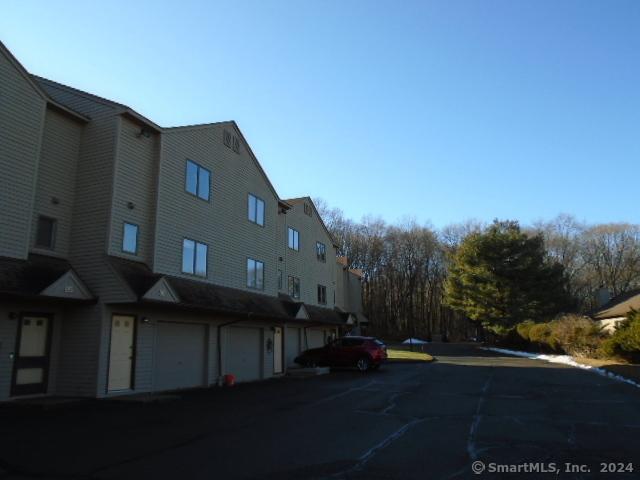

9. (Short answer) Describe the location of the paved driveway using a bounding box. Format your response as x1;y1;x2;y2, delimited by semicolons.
1;343;640;479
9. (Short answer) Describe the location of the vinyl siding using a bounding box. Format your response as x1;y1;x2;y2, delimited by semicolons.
0;50;46;259
30;107;84;258
55;304;103;397
38;96;133;303
154;124;279;295
281;200;337;306
108;116;159;265
103;306;226;395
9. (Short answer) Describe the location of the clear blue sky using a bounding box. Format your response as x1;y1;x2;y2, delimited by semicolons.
2;1;639;227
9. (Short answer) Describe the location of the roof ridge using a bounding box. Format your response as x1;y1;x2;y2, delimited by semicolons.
32;74;125;109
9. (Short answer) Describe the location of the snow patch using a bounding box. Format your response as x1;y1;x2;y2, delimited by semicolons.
402;338;429;345
485;347;640;389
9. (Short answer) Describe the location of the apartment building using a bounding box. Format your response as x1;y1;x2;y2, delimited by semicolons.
0;42;366;401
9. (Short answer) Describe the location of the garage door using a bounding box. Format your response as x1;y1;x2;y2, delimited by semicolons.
285;327;301;367
154;322;207;391
307;329;325;349
226;327;262;383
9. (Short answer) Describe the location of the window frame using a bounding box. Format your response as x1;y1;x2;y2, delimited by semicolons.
287;227;300;251
247;193;265;227
317;284;327;305
181;238;208;278
316;241;326;262
35;215;57;250
184;159;211;202
288;275;300;299
121;222;139;255
246;257;265;290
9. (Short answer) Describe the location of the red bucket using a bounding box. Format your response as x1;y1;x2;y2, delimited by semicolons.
224;374;236;387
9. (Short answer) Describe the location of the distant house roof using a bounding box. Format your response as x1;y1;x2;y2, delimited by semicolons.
108;257;346;325
0;254;94;303
592;289;640;320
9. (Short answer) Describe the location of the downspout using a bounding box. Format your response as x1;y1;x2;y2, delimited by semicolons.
217;312;254;382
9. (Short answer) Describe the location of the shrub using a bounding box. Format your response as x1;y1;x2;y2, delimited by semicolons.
527;322;559;352
600;310;640;362
516;320;536;342
549;314;603;358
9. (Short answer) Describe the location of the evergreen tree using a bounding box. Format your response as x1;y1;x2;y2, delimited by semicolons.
445;220;571;333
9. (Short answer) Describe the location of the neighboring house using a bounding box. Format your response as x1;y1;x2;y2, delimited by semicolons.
335;256;369;335
591;289;640;334
0;41;362;401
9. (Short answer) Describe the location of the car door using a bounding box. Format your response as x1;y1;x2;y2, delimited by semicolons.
327;339;348;366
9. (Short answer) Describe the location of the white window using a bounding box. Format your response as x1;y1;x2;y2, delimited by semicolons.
35;216;56;249
288;275;300;299
185;159;211;201
182;238;208;277
248;194;265;226
122;222;138;254
288;227;299;251
247;258;264;290
317;285;327;304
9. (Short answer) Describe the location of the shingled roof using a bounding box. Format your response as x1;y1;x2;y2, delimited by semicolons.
108;257;346;325
0;254;93;302
592;289;640;320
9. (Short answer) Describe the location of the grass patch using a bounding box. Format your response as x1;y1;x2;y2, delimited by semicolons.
387;349;434;362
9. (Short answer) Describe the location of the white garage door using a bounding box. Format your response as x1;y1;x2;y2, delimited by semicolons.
307;329;325;349
285;327;301;367
154;322;207;391
226;327;262;383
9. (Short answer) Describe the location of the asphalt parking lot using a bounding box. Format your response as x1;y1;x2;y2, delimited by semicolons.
1;343;640;479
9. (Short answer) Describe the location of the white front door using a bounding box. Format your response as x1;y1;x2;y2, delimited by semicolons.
108;315;135;391
273;327;283;374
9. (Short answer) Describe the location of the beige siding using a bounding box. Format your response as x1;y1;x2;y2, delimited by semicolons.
282;200;337;306
347;271;363;313
34;81;144;302
108;116;159;265
55;304;103;397
0;50;46;259
154;124;279;295
335;261;347;311
30;108;84;258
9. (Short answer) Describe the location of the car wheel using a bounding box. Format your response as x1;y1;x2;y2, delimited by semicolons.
356;357;371;372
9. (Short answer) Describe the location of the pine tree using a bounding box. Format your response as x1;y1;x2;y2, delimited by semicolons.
445;220;571;333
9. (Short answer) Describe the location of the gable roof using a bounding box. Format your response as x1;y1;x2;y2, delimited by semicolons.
33;75;159;130
164;120;285;206
284;197;338;248
592;289;640;320
0;41;88;122
0;254;94;302
108;257;347;325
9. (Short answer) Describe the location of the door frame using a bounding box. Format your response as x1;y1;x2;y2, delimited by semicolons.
105;313;138;394
11;312;54;397
273;326;284;374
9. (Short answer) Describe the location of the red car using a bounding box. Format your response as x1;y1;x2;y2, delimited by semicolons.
295;336;387;371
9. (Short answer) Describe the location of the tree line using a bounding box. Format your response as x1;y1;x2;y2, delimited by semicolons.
315;200;640;340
